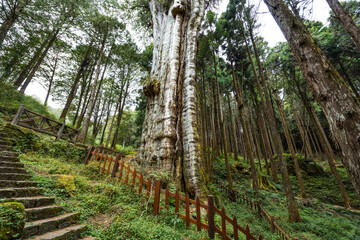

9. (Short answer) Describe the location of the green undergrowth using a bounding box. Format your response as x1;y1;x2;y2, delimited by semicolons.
0;83;54;121
213;153;360;240
21;153;211;240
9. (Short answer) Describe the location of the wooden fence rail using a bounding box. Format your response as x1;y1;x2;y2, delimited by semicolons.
213;178;298;240
85;145;263;240
11;105;79;143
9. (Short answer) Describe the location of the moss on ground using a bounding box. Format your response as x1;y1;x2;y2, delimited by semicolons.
0;202;26;240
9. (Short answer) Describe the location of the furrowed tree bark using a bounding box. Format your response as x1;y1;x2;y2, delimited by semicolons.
141;0;208;197
326;0;360;50
264;0;360;197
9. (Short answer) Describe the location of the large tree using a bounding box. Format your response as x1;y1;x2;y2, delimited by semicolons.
264;0;360;197
141;0;209;197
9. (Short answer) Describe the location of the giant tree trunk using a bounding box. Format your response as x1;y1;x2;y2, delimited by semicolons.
141;0;208;197
326;0;360;49
264;0;360;197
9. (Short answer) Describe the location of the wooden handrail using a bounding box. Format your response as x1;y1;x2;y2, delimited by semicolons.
11;105;79;143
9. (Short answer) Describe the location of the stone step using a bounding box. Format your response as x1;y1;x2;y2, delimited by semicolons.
26;205;63;221
0;180;37;188
80;237;97;240
0;150;19;156
0;160;24;168
0;173;31;181
0;139;11;145
24;224;87;240
0;155;20;162
7;196;55;208
0;187;43;198
0;144;13;151
23;212;81;238
0;166;28;174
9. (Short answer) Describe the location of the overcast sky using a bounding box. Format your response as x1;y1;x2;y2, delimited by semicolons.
25;0;332;110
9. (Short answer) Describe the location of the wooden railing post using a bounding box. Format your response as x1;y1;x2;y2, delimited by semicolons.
257;201;262;216
221;207;227;240
146;178;151;197
185;193;190;228
11;104;25;125
56;123;65;141
175;190;179;214
132;167;136;185
85;146;94;165
153;180;161;216
196;197;201;231
245;225;251;240
111;154;121;178
118;160;124;182
165;186;169;209
139;173;143;194
233;216;239;240
208;195;215;239
270;215;275;232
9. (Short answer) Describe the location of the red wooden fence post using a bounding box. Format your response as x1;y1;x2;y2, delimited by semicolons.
85;146;94;165
233;216;239;240
165;186;169;209
221;207;227;240
118;160;124;182
147;178;151;197
208;195;215;239
175;190;179;214
139;173;143;194
245;225;251;240
111;154;121;178
153;180;161;216
132;167;136;185
185;193;190;228
270;215;275;232
196;197;201;231
125;164;130;184
257;200;262;216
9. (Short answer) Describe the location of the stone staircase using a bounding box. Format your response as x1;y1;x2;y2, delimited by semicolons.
0;131;94;240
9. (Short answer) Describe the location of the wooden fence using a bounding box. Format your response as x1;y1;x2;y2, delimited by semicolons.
85;145;264;240
214;179;298;240
11;105;79;143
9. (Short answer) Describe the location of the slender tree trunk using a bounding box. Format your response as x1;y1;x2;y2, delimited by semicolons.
227;94;239;162
142;0;209;197
292;107;313;158
59;44;92;120
264;0;360;197
78;34;107;143
14;33;52;88
0;0;28;49
326;0;360;49
105;101;119;148
19;29;59;94
275;95;307;198
44;53;58;106
213;49;234;191
242;26;279;182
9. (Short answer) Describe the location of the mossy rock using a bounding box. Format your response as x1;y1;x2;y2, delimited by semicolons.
0;202;26;240
55;175;76;194
283;154;328;177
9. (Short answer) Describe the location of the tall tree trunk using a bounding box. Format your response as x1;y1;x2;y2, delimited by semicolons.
14;33;52;88
242;25;279;182
0;0;28;49
44;53;58;106
326;0;360;49
19;29;59;94
78;34;107;143
213;49;234;191
59;44;92;120
265;0;360;197
227;94;239;162
275;95;307;198
141;0;209;197
292;107;313;158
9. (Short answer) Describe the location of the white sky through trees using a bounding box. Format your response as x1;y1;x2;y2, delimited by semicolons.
26;0;332;110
